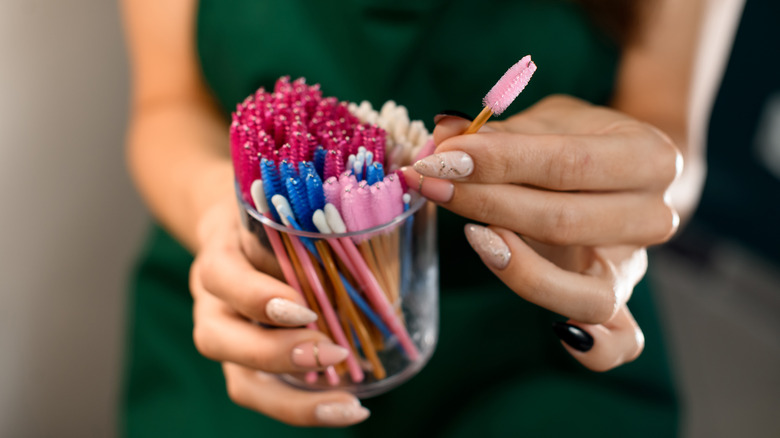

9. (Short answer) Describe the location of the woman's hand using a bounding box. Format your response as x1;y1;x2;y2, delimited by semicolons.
404;95;681;371
188;197;370;426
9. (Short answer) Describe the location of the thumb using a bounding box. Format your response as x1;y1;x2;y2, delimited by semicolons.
432;110;502;147
432;112;473;145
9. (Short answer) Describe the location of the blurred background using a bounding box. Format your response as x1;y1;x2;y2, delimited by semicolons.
0;1;147;436
0;0;776;437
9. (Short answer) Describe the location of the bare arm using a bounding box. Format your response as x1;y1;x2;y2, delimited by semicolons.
121;0;232;252
120;1;368;425
612;0;706;222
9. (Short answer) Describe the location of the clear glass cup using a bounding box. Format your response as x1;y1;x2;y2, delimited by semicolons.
237;192;439;398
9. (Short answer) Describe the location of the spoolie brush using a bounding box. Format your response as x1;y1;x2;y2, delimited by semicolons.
462;55;537;134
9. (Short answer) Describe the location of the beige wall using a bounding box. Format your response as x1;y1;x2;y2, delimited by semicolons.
0;1;147;436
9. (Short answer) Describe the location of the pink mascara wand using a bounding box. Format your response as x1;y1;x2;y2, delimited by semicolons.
462;55;537;134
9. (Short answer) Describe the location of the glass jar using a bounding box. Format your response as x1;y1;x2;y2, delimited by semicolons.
237;192;439;398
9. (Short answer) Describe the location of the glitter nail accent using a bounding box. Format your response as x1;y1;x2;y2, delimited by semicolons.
464;224;511;270
315;401;370;425
266;297;318;326
414;151;474;179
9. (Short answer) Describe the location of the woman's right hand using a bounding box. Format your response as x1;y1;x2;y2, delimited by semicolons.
188;197;370;427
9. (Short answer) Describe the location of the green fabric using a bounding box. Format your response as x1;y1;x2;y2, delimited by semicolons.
122;1;678;436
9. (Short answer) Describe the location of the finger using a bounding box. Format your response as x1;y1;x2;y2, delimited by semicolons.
403;167;678;246
193;240;316;326
238;223;285;279
517;94;625;134
192;279;346;373
418;124;679;191
432;115;475;146
553;304;645;372
432;109;473;125
463;224;624;323
223;363;370;427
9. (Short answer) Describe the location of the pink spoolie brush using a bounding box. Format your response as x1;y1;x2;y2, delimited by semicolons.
323;176;342;211
384;174;404;218
352;184;374;236
463;55;537;134
370;182;393;227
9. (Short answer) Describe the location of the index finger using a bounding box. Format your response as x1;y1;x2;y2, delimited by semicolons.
419;124;679;192
195;233;314;327
463;224;645;323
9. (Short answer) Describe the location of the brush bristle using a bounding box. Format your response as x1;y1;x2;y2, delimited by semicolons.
483;55;537;116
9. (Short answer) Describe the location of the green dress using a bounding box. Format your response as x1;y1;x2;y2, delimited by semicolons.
122;1;678;436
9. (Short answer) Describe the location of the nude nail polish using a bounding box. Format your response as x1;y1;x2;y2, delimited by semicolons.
464;224;511;270
315;401;370;426
420;177;455;203
400;166;454;203
291;341;350;368
265;297;317;326
414;151;474;179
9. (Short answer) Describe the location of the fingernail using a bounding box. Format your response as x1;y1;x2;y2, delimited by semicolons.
315;401;370;426
434;109;474;124
414;151;474;179
265;298;317;326
552;322;594;352
400;166;454;203
291;341;349;368
464;224;511;270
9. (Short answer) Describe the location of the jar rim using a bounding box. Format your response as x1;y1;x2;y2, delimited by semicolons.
237;183;428;239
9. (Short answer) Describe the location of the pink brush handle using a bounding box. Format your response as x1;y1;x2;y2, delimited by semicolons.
261;213;338;386
338;236;419;360
287;234;365;383
261;214;302;292
324;237;359;279
324;237;410;347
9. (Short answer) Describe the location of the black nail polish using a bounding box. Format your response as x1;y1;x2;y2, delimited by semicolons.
552;322;594;352
433;109;474;124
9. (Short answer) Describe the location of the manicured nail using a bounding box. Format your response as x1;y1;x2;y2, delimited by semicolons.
464;224;511;270
400;166;454;203
414;151;474;179
434;109;474;124
291;341;350;368
265;298;317;326
314;401;370;426
552;322;594;352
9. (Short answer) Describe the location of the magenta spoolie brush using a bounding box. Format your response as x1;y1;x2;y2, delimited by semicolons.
463;55;537;134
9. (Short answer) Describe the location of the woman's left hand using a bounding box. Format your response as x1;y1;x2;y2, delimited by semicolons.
402;95;682;371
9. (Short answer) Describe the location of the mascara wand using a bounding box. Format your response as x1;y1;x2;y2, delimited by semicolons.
462;55;537;134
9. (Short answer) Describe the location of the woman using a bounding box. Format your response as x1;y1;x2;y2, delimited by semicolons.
121;0;704;435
